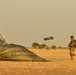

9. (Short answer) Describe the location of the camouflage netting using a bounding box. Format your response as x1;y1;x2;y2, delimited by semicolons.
0;44;47;61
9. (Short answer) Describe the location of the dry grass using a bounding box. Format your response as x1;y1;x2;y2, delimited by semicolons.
0;48;76;75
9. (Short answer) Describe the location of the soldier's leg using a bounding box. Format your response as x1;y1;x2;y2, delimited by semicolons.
69;47;76;60
72;53;76;56
70;53;76;60
70;54;73;60
69;49;74;60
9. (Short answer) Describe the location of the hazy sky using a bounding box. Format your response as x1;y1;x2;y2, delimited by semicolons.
0;0;76;47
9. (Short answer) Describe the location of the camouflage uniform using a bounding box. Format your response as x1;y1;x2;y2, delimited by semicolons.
68;39;76;60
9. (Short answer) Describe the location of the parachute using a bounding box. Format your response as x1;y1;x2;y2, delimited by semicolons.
0;44;47;61
0;33;8;45
0;33;47;61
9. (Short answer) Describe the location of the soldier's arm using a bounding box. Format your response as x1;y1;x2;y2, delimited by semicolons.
68;41;72;47
74;40;76;48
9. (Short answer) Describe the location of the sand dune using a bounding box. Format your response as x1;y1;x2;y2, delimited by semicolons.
0;49;76;75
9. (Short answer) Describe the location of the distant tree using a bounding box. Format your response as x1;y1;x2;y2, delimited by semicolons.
58;46;63;49
38;44;46;49
39;45;43;49
32;42;39;48
51;45;57;49
46;46;50;50
41;44;47;48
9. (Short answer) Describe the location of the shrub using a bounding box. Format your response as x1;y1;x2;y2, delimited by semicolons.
32;42;39;48
51;45;57;49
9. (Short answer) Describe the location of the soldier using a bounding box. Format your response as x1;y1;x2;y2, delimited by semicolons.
68;36;76;60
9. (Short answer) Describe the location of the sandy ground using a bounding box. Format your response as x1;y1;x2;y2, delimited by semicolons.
0;48;76;75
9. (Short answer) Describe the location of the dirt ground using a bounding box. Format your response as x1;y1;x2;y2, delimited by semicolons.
0;48;76;75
